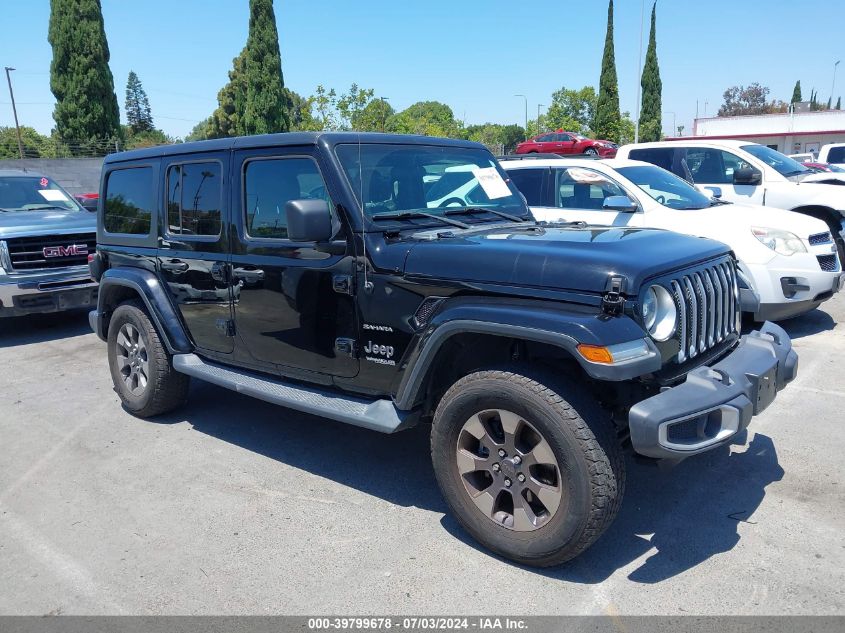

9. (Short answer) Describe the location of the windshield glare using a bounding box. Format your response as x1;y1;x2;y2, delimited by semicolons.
617;165;713;210
335;144;529;222
0;176;83;212
741;144;808;176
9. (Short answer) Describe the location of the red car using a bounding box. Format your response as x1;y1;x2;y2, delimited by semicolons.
514;130;618;157
801;161;845;173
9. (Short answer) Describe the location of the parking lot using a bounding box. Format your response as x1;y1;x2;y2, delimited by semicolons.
1;296;843;616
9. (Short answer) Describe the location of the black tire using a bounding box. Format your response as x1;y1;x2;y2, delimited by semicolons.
431;369;624;567
107;300;189;418
584;148;599;156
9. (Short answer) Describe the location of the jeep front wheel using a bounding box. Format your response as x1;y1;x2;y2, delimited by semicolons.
107;300;189;418
431;369;624;567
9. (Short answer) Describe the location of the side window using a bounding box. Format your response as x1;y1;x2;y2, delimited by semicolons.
684;148;732;184
244;157;331;240
719;151;751;179
166;162;222;236
104;167;154;235
535;134;554;143
628;147;675;172
827;146;845;163
555;133;572;142
556;167;625;210
507;168;544;205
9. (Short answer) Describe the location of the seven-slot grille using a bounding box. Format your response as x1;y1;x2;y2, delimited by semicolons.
808;231;833;246
2;233;95;271
817;254;838;272
668;259;740;363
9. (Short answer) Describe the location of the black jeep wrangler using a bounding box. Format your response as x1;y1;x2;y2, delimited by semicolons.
89;133;797;567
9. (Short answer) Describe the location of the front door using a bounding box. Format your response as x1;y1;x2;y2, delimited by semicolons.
230;148;358;379
158;154;234;354
682;147;766;206
540;166;643;227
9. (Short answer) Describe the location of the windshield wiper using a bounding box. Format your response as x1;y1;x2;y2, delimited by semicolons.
709;199;732;206
21;205;71;211
444;207;529;223
371;210;470;229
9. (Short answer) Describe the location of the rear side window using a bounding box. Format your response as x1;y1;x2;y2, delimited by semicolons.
507;168;545;205
104;167;154;235
166;162;222;236
827;146;845;163
627;147;675;172
244;157;330;240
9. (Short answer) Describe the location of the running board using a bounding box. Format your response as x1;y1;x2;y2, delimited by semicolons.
172;354;414;434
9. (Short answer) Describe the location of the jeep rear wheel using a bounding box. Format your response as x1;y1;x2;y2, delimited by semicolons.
431;369;624;567
107;300;189;418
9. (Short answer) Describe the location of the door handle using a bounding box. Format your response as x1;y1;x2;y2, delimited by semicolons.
161;259;189;273
233;267;265;283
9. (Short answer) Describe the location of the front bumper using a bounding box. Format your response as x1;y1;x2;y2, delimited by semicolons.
742;257;841;321
628;321;797;459
0;265;98;317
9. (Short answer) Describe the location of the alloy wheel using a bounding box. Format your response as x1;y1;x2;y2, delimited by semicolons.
115;323;149;396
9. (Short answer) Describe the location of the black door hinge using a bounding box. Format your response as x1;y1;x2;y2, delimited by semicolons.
334;338;357;358
332;274;354;295
601;275;626;316
216;318;236;337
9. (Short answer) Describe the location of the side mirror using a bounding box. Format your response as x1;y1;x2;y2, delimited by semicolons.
602;195;638;213
733;167;762;185
285;199;332;242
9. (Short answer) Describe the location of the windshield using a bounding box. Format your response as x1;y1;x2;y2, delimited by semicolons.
741;145;809;177
617;165;714;210
0;175;84;212
335;144;530;224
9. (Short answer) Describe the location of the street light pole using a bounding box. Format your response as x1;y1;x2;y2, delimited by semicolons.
832;60;841;107
634;0;645;144
537;104;545;134
514;94;528;139
379;96;389;133
4;67;24;159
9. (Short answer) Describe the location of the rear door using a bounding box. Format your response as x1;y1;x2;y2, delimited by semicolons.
158;153;234;354
229;147;358;379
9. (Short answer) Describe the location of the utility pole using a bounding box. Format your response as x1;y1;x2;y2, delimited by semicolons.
380;97;389;133
4;67;24;159
514;94;528;139
537;104;545;134
832;60;841;107
634;0;645;143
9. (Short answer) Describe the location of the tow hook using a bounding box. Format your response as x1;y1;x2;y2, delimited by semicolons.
602;275;626;316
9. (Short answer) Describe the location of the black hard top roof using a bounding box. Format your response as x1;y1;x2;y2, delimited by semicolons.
104;132;486;164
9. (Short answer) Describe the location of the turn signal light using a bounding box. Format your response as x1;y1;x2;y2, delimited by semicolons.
577;344;614;364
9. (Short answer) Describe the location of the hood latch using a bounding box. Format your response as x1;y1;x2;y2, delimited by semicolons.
602;275;626;316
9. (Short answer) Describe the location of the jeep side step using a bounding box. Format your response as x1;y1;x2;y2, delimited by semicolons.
172;354;415;434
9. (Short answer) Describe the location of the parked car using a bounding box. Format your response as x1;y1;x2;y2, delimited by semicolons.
89;132;796;567
818;143;845;168
515;130;618;157
617;140;845;262
0;169;97;318
802;161;845;173
788;152;817;163
74;192;99;212
502;157;843;321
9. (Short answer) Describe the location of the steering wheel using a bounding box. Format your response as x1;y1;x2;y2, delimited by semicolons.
655;195;666;205
438;197;466;208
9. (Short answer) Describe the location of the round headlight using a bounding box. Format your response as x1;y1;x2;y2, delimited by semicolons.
644;284;678;342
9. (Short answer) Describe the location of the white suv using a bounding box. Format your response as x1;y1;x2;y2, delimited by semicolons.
616;140;845;263
500;157;843;321
818;143;845;168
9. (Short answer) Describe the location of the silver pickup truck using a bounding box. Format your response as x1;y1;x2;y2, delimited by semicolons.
0;169;97;318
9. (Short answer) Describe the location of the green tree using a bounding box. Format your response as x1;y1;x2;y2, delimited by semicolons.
0;126;51;159
837;97;842;110
546;86;597;135
354;98;395;132
186;116;214;141
791;80;802;104
388;101;463;138
48;0;121;149
638;2;662;142
122;125;176;150
719;83;771;116
284;88;318;131
594;0;621;142
125;71;154;134
618;112;636;145
464;123;525;154
337;83;375;130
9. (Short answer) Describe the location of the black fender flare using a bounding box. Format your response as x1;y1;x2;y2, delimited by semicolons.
393;297;658;410
92;267;192;354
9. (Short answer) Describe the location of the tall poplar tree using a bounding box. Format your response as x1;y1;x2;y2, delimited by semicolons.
595;0;621;142
211;0;289;137
49;0;121;147
791;81;802;104
125;71;154;134
638;2;662;142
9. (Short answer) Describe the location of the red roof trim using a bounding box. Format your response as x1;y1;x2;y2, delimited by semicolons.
668;130;845;141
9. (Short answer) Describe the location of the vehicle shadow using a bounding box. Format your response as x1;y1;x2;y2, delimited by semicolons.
441;432;783;584
741;307;837;340
154;380;445;512
0;310;93;348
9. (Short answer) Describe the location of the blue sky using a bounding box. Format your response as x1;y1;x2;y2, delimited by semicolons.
1;0;843;139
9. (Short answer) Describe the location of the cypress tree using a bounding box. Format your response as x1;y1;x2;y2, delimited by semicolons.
595;0;621;142
638;2;662;142
837;97;841;110
791;81;802;104
125;71;154;134
49;0;121;149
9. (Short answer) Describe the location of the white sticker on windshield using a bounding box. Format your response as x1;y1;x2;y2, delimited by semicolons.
37;189;70;202
472;167;512;199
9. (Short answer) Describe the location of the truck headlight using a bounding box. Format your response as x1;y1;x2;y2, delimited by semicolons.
644;285;677;341
752;226;807;255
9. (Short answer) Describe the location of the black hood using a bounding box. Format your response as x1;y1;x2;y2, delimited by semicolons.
397;224;730;294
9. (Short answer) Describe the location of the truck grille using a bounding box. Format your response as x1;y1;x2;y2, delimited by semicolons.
808;231;832;246
669;260;740;363
2;233;96;271
817;254;838;272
